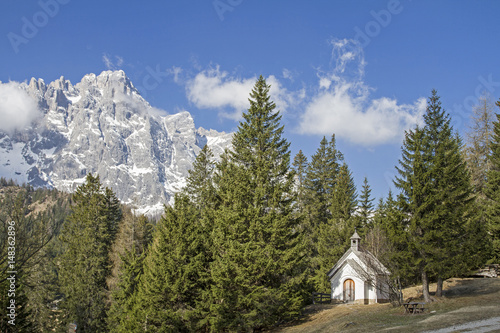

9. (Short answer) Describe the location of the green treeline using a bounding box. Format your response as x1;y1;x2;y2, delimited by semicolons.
0;80;499;332
0;181;72;332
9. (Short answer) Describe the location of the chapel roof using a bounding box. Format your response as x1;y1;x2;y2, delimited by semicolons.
327;244;390;279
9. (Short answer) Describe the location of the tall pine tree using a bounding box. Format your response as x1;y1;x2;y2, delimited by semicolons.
395;90;478;301
302;135;355;293
330;162;358;224
107;247;146;333
292;150;308;215
184;144;217;210
115;144;217;332
313;162;358;292
359;177;374;232
208;76;307;331
58;174;121;332
303;135;342;230
107;209;153;332
373;191;416;285
484;100;500;264
127;194;207;332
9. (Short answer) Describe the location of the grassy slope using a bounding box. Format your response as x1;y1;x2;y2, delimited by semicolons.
272;278;500;333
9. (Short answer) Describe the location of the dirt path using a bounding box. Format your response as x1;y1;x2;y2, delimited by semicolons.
422;317;500;333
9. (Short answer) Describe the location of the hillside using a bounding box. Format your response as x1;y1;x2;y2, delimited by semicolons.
0;178;71;227
273;278;500;333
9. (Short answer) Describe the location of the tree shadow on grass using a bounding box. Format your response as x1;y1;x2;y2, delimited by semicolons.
442;278;500;298
274;303;340;329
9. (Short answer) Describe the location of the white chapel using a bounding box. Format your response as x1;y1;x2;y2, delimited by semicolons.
327;231;391;304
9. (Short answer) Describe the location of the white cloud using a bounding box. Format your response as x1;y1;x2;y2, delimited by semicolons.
330;38;366;79
168;66;183;84
185;66;305;120
185;67;256;120
102;53;124;70
181;38;423;147
113;90;168;117
319;77;332;90
148;106;169;117
103;54;114;69
266;75;305;115
298;38;425;146
300;91;426;146
0;82;41;133
282;68;294;81
116;56;124;67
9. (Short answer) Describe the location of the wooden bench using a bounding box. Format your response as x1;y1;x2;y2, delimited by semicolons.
312;292;331;304
403;302;426;314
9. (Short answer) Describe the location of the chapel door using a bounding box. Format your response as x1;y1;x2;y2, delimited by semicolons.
343;279;355;302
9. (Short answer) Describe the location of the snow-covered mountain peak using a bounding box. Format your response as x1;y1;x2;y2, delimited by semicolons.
28;77;46;91
95;70;136;95
0;71;232;216
48;76;71;91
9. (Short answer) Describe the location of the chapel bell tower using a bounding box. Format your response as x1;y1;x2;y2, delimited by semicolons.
350;230;361;251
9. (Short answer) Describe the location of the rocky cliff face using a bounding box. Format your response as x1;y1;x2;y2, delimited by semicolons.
0;70;232;215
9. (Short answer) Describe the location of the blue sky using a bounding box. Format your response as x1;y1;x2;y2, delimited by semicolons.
1;0;500;202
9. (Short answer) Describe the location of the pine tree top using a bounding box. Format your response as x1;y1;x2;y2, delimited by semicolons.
230;75;291;183
424;89;453;144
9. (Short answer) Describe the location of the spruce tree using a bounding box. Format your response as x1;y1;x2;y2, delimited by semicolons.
292;150;308;215
302;135;350;292
58;174;121;332
303;135;342;230
108;209;153;286
359;177;374;232
422;92;478;296
302;136;341;251
313;222;344;292
330;162;358;223
128;194;208;332
395;90;478;301
185;144;216;210
374;191;416;285
107;208;153;332
107;248;145;333
103;187;122;240
208;76;307;331
312;162;358;292
484;101;500;264
114;144;218;332
369;194;396;260
395;126;434;301
183;143;218;329
329;162;358;250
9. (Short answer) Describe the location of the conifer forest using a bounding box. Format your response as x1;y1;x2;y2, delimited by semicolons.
1;77;500;332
